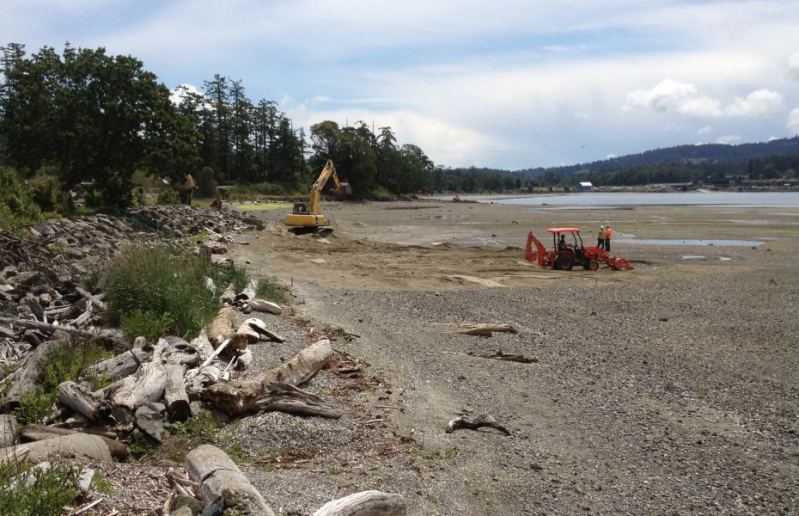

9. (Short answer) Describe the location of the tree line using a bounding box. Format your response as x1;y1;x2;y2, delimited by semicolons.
0;43;436;209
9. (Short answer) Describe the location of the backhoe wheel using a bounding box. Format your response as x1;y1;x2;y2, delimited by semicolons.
555;255;574;271
584;259;599;271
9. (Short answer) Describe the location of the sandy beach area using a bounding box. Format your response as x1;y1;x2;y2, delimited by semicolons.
229;198;799;515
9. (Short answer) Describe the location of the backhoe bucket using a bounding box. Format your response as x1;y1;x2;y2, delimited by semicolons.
525;232;547;266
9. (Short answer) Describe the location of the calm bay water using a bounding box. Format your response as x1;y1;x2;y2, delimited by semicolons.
480;191;799;208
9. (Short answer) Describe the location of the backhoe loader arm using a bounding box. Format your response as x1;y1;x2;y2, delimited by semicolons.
309;160;343;214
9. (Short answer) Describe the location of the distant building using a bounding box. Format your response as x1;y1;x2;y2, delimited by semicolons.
576;181;594;192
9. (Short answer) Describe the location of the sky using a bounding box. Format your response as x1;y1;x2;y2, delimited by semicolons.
4;0;799;169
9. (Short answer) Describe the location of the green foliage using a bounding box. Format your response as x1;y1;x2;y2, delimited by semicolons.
92;472;113;494
0;167;43;230
195;166;218;197
256;277;289;304
0;458;80;515
170;410;223;440
105;245;245;339
29;173;71;214
120;310;175;341
156;188;181;205
15;388;55;425
15;340;111;424
0;43;199;209
210;262;250;294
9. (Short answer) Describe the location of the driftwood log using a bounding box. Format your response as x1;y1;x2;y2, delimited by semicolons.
112;361;167;410
456;323;517;337
84;349;150;383
249;298;282;315
2;340;56;409
57;381;106;421
257;382;342;418
184;444;274;516
467;350;537;364
313;490;407;516
164;364;190;422
20;424;128;458
203;339;334;416
0;317;128;349
0;415;18;447
0;433;112;463
445;414;510;436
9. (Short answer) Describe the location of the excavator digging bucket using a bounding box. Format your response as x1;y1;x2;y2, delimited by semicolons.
338;183;352;196
525;232;547;266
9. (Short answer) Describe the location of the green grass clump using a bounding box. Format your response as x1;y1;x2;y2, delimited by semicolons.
170;410;222;440
0;458;80;515
15;341;111;424
120;309;175;342
105;246;249;339
256;277;289;304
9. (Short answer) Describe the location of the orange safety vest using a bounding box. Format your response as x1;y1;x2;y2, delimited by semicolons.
605;227;613;240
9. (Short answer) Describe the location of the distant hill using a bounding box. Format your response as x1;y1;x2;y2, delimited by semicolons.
519;137;799;177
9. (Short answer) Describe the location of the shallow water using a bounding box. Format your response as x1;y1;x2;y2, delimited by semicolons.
480;191;799;208
619;238;763;247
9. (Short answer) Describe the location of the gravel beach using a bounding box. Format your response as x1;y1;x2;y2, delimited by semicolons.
229;198;799;515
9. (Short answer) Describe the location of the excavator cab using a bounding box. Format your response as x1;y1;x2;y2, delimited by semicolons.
292;202;309;214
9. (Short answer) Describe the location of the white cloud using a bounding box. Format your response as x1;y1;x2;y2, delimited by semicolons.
697;125;711;135
788;52;799;80
788;108;799;133
626;80;783;118
725;89;783;116
606;153;618;159
169;83;205;106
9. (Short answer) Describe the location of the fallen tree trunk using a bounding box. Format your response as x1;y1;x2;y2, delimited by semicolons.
57;381;106;421
184;444;274;516
84;349;150;382
206;306;236;347
249;298;282;315
0;433;112;463
20;425;128;458
456;323;517;337
164;364;190;422
112;361;167;411
313;490;407;516
203;339;334;416
0;415;18;447
257;382;342;418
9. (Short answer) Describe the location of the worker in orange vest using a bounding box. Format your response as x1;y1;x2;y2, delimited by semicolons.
597;225;606;249
605;225;613;251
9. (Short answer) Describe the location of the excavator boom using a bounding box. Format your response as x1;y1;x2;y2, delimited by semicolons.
285;160;349;235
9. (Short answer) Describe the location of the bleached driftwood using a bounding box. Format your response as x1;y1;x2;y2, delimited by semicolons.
257;382;342;418
2;341;57;409
313;490;407;516
84;349;150;382
112;361;167;410
456;323;517;337
164;364;190;422
20;424;128;458
0;433;112;463
0;317;127;349
184;444;274;516
0;415;18;447
57;381;106;421
249;298;282;315
203;339;334;416
207;307;236;347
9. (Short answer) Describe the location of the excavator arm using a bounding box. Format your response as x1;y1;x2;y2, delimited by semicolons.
308;160;345;214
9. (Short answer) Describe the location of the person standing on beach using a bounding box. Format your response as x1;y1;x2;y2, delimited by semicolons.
597;225;606;249
605;225;613;252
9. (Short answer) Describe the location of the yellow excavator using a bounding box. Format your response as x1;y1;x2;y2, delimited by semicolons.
284;159;350;236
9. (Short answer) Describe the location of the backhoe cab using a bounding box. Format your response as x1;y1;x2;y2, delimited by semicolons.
285;160;350;236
